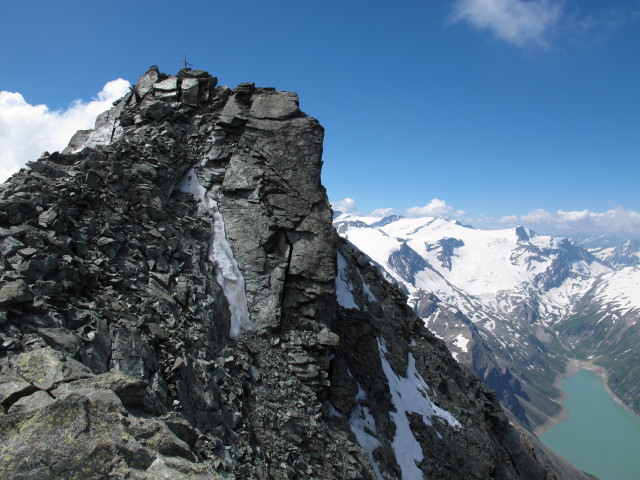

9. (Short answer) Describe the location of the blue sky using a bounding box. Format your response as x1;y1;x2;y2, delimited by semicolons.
1;0;639;237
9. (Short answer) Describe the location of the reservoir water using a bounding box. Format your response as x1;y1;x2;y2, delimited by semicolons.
539;369;640;480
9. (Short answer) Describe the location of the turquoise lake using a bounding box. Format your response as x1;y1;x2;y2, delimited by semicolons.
539;369;640;480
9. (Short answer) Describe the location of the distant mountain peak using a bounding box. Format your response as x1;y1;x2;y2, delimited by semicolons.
515;225;530;241
370;214;404;228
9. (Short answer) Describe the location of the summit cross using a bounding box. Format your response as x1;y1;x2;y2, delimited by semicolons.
180;54;193;69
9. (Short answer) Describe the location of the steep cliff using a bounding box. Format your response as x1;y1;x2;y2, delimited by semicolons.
0;67;591;479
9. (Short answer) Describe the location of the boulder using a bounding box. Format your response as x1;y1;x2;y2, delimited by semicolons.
0;370;37;408
0;279;33;305
15;347;93;390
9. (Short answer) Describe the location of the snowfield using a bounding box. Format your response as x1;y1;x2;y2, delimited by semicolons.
335;213;618;327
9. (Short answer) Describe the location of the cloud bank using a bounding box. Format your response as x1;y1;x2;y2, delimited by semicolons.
331;197;359;215
332;197;640;239
0;79;131;182
506;207;640;237
405;199;466;219
451;0;563;48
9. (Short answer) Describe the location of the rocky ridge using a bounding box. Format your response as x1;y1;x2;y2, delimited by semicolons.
0;67;591;479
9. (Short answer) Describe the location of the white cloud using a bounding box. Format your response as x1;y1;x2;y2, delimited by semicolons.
370;207;395;218
488;206;640;238
405;198;466;219
340;196;640;238
331;197;359;215
0;78;131;182
451;0;563;48
518;208;556;223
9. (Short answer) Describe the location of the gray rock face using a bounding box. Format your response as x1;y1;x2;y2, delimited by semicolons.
194;80;335;334
0;66;590;479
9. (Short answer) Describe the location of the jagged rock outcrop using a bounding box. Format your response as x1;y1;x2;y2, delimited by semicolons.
0;66;592;479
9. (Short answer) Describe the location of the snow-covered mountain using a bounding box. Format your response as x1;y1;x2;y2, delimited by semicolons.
335;213;640;430
588;239;640;269
336;214;609;326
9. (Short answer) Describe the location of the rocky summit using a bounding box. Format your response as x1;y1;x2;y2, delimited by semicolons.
0;67;592;479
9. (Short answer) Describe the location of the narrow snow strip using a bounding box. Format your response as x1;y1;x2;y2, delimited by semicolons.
349;385;384;480
377;339;461;479
175;169;252;338
357;269;379;303
336;252;359;309
326;402;343;418
210;201;252;338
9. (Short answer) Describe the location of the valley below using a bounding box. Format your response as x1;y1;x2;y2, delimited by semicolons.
539;368;640;480
535;357;634;435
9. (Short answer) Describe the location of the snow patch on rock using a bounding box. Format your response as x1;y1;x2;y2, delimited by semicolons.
378;339;461;479
358;269;379;304
176;168;252;338
336;252;359;309
453;334;469;353
349;385;384;480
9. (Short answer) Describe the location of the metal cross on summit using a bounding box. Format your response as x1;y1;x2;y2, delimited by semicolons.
180;54;193;69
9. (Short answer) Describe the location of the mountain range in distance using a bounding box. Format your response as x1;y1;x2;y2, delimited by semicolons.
334;212;640;432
